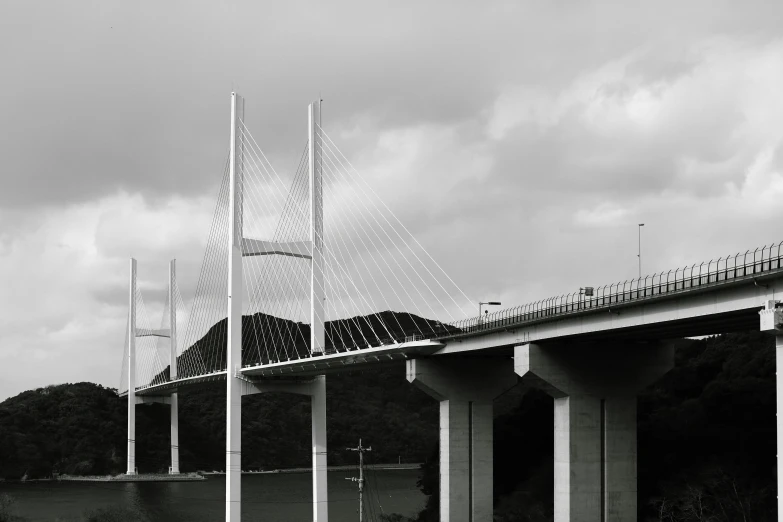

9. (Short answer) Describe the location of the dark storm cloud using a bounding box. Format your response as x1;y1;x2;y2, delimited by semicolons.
2;0;776;209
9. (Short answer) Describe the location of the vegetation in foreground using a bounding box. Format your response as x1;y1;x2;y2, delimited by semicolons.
0;331;776;521
0;367;437;477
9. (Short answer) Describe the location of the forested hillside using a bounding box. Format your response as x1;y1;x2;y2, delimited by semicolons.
0;366;438;479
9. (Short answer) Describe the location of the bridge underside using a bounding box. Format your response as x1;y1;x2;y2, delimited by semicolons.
436;271;783;355
571;306;760;341
471;307;761;355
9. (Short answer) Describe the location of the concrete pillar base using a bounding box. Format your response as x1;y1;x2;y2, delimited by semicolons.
515;342;674;522
776;334;783;520
170;392;180;475
407;357;517;522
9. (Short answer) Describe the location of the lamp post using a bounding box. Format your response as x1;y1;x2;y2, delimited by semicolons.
638;223;644;279
479;301;502;325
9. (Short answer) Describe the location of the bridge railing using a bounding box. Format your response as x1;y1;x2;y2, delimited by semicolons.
136;241;783;390
444;241;783;338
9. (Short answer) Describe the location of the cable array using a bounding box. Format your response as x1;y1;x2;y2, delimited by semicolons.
239;128;311;365
176;160;232;378
235;120;474;365
134;113;476;389
118;316;129;395
134;285;168;390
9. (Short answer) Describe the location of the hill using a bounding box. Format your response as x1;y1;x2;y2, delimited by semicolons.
0;364;438;479
155;310;459;382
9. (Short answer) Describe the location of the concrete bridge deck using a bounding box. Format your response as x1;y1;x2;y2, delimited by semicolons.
125;261;783;398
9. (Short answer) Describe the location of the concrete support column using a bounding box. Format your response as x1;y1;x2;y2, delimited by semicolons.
311;375;328;522
170;392;180;474
776;334;783;519
407;357;517;522
759;299;782;517
515;342;674;522
553;395;601;521
242;376;329;521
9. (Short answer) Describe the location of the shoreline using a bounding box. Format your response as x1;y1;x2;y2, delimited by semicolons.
202;462;422;475
2;463;422;483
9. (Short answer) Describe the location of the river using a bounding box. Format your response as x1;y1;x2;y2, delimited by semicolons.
0;470;425;521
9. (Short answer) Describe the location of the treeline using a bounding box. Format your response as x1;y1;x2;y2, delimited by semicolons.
0;366;438;478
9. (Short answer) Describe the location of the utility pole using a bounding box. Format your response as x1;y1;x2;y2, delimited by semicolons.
346;439;372;521
638;223;644;279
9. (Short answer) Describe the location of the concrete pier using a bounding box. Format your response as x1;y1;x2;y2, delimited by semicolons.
515;342;674;522
241;376;328;522
407;357;517;522
170;392;180;474
759;300;783;518
777;333;783;520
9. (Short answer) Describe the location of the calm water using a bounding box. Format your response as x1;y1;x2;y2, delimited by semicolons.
0;470;424;521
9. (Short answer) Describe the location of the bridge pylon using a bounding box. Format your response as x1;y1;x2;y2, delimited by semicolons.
224;94;329;521
125;258;180;476
126;258;137;475
225;91;244;522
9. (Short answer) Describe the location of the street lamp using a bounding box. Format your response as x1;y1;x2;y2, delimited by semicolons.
479;301;502;324
638;224;645;279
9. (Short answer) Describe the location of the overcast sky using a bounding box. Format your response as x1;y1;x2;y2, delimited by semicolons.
1;0;783;401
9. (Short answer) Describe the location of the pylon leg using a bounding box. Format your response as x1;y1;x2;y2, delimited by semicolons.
170;392;180;474
312;376;328;521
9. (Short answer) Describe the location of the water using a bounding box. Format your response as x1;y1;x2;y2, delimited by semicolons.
0;470;425;521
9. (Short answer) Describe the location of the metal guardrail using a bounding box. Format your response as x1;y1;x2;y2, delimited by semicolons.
443;241;783;337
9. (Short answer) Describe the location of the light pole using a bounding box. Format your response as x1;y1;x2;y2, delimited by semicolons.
638;223;644;279
479;301;502;325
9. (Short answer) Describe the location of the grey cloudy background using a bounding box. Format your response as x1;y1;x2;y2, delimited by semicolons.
2;0;783;400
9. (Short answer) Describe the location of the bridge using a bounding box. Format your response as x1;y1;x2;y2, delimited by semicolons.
119;93;783;522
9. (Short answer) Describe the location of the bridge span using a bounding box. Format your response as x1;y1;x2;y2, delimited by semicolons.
119;93;783;522
126;257;783;398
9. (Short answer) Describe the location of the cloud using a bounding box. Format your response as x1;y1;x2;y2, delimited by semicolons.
0;191;214;399
3;1;783;400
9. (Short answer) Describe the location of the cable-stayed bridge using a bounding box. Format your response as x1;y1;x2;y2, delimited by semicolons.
118;93;783;522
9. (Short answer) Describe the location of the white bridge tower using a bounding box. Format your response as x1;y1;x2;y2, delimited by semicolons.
126;258;180;476
225;93;328;521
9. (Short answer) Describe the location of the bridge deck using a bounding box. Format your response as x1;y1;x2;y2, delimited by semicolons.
123;339;443;397
123;256;783;397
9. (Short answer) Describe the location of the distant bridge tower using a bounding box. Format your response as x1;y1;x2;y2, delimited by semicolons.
126;259;137;475
125;258;179;476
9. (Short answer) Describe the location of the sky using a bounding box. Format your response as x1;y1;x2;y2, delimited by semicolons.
1;0;783;400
